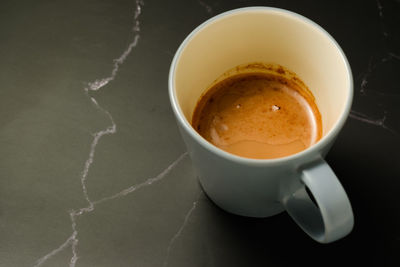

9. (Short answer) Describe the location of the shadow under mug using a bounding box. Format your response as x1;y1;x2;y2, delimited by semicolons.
169;7;354;243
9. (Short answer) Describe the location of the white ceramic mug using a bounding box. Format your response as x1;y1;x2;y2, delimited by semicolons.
169;7;354;243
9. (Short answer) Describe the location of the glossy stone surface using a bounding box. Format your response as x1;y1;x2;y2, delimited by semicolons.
0;0;399;266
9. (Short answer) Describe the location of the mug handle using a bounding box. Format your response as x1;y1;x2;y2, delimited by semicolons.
282;159;354;243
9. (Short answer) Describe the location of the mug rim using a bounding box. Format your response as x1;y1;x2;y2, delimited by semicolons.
168;6;353;166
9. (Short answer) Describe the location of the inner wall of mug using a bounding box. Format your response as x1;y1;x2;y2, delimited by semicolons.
173;8;351;137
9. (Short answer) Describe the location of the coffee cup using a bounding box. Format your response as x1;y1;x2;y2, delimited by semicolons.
169;7;354;243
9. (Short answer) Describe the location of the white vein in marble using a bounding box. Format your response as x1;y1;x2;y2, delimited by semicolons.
86;0;143;93
163;194;201;267
376;0;388;37
198;0;213;14
34;150;188;267
349;110;397;134
31;1;185;266
355;0;399;135
359;0;400;96
360;54;399;96
93;152;188;206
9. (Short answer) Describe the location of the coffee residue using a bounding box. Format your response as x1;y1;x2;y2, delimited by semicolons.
192;70;322;159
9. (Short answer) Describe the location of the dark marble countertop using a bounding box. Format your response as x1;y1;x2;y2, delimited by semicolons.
0;0;399;266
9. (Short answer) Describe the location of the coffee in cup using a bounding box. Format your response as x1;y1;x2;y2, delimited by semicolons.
192;63;322;159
